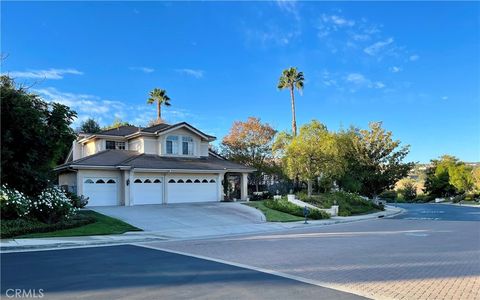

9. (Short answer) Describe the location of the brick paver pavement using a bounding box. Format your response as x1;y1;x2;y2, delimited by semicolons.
143;218;480;300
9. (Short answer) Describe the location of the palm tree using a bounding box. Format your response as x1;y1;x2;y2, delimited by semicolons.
277;67;304;136
147;88;171;122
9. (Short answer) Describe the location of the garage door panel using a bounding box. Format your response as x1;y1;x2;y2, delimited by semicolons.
167;176;218;203
133;177;163;205
83;177;118;206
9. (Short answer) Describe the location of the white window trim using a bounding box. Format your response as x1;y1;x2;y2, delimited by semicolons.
165;135;195;156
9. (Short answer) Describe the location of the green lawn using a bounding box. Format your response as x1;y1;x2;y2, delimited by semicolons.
19;210;141;238
244;201;305;222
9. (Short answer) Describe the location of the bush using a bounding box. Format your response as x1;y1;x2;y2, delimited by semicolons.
29;187;77;224
65;191;89;208
0;213;95;238
452;194;466;203
303;191;383;216
264;199;330;220
250;191;273;201
379;190;397;201
0;185;31;220
413;194;432;203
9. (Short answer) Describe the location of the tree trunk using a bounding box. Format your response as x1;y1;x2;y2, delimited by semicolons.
290;86;297;136
157;101;162;122
307;179;313;197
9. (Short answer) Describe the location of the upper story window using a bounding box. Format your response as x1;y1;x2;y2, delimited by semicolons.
166;135;194;155
106;141;126;150
166;136;178;154
182;136;194;155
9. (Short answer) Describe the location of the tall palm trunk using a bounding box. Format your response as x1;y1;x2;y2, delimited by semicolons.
157;101;162;121
290;86;297;136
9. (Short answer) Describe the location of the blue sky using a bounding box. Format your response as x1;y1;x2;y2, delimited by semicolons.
2;1;479;163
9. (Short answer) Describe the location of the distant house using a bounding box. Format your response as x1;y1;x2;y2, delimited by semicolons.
55;122;254;206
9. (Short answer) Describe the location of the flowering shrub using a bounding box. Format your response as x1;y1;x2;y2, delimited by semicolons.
0;185;31;220
29;187;77;224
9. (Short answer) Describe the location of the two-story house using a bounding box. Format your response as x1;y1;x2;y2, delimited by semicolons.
55;122;254;206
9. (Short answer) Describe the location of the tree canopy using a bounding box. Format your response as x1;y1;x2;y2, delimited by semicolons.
277;120;344;196
147;88;171;122
1;75;77;195
424;155;475;197
337;122;414;198
79;118;101;133
221;117;278;191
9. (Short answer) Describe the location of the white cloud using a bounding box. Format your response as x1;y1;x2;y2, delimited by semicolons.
175;68;205;78
276;0;299;19
317;13;355;38
5;68;83;80
363;38;394;56
33;87;197;128
129;66;154;73
345;72;385;89
390;66;402;73
409;54;420;61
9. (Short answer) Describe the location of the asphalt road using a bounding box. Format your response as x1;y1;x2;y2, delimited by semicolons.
391;203;480;221
143;204;480;299
1;245;363;300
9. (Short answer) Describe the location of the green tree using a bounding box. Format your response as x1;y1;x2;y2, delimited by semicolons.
221;117;277;192
338;122;413;198
79;118;101;133
1;76;77;195
102;117;133;130
399;179;417;201
277;67;304;137
280;120;344;196
424;155;474;197
147;88;171;122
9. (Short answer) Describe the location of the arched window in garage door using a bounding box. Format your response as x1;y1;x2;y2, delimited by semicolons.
107;179;116;184
134;179;142;183
194;179;201;183
85;179;94;184
154;179;161;183
144;179;152;183
177;179;185;183
168;179;176;183
96;179;105;184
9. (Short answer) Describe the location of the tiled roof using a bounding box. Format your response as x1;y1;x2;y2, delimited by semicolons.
90;122;215;139
141;123;171;133
56;150;253;172
97;126;140;136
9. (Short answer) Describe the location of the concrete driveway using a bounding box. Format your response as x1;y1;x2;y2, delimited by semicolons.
91;202;266;232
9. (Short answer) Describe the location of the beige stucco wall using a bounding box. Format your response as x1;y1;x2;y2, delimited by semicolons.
59;172;77;187
143;137;158;155
83;139;104;156
128;138;143;152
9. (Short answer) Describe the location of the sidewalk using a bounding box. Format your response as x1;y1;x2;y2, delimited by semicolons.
0;205;404;252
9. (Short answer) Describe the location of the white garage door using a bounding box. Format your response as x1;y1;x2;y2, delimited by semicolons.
167;176;218;204
83;178;118;206
133;177;163;205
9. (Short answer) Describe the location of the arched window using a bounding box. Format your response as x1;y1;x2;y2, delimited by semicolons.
209;179;216;183
194;179;201;183
177;179;184;183
85;179;94;184
144;179;152;183
168;179;176;183
166;136;178;154
107;179;116;184
202;179;208;183
134;179;142;183
186;179;193;183
154;179;161;183
96;179;105;184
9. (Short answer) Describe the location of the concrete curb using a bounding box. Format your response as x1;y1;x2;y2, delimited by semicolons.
1;206;404;253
